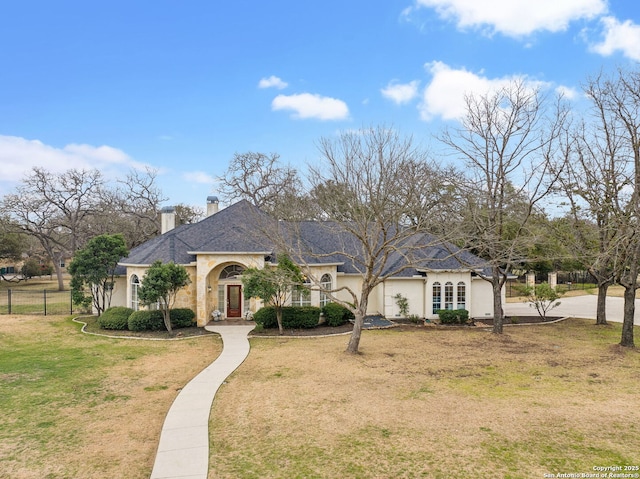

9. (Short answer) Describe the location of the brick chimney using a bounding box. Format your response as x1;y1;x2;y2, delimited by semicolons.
160;206;176;234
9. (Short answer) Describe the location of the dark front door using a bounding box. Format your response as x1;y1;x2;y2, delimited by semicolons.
227;285;242;318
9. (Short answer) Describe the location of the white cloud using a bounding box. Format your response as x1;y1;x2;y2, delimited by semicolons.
412;0;607;37
419;61;551;121
0;135;148;184
555;85;579;100
381;80;420;104
272;93;349;121
183;171;216;185
590;16;640;61
258;75;288;90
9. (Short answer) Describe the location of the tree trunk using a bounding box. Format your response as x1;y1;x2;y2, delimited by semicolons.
491;269;504;334
346;310;364;354
621;285;636;348
163;305;173;333
596;283;609;325
53;260;65;291
276;307;284;335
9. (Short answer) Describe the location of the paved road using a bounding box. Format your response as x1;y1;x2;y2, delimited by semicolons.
505;294;640;325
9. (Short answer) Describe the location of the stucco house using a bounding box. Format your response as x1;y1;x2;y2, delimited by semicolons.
110;198;500;327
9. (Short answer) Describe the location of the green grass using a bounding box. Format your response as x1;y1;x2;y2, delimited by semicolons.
1;319;143;445
0;314;221;479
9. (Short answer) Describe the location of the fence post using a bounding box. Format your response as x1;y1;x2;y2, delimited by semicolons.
70;290;73;315
44;290;47;316
8;289;11;314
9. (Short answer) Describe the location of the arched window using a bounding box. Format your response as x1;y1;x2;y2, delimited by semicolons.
220;264;244;279
320;274;332;307
444;282;454;310
432;282;441;314
457;282;466;310
131;275;140;311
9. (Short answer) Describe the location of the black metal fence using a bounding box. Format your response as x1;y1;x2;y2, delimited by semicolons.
0;289;74;315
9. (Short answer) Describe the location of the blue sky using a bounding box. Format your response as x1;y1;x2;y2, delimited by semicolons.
1;0;640;209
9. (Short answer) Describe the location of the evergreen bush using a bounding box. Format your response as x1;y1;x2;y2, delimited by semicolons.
436;309;469;325
170;308;196;328
253;306;277;328
322;303;354;326
127;309;196;331
128;310;165;331
253;306;321;329
99;306;134;330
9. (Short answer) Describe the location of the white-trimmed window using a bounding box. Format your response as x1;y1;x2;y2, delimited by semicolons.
432;282;441;314
320;274;332;307
131;274;140;311
220;264;244;279
457;282;466;310
291;279;311;306
444;282;454;310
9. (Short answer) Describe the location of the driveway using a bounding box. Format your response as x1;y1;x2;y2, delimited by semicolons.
505;294;640;325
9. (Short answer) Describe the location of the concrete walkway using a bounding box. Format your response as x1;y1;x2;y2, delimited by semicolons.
150;323;255;479
505;294;640;325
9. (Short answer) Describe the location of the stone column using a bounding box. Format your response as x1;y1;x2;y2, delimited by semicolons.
526;272;535;288
548;272;557;290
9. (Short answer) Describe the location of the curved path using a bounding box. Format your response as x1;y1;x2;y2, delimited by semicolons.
150;323;255;479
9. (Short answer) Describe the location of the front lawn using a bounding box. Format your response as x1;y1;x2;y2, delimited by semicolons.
0;315;221;479
210;319;640;479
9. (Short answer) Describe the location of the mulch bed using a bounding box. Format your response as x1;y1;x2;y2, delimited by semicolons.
79;316;565;340
250;316;565;337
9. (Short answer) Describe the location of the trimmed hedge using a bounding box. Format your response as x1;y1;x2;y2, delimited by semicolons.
253;306;277;328
128;310;165;331
170;308;196;328
99;306;134;330
253;306;321;329
322;303;354;327
127;308;196;331
436;309;469;325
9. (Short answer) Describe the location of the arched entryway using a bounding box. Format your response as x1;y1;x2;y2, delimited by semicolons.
207;263;246;320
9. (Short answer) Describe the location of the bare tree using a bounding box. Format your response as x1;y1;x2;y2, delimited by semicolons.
90;167;166;248
592;68;640;348
1;167;166;289
1;168;104;290
174;203;205;225
557;74;633;326
269;127;444;354
439;80;568;334
220;152;305;219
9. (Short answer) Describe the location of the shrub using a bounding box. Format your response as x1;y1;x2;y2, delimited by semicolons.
128;310;165;331
253;306;277;328
394;293;409;317
284;306;321;329
407;314;423;324
437;309;469;325
322;303;354;327
99;306;133;330
127;308;196;331
253;306;321;329
170;308;196;328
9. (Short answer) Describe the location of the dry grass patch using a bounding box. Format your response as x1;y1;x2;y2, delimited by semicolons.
210;320;640;479
0;315;221;479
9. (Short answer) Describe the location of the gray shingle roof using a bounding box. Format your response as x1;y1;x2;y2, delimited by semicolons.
120;200;274;266
119;200;490;276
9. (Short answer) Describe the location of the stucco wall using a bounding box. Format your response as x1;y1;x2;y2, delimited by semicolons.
114;259;502;326
468;277;498;319
383;278;427;318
